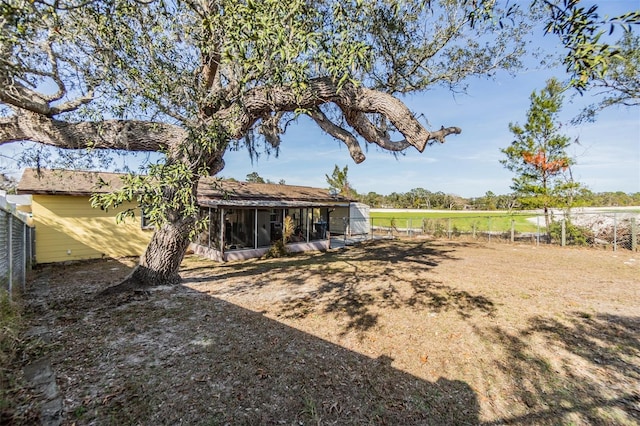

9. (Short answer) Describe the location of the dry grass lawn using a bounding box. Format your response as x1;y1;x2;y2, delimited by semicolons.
16;239;640;425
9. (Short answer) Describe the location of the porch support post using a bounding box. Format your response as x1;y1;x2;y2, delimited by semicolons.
220;208;225;259
208;207;212;248
254;209;258;249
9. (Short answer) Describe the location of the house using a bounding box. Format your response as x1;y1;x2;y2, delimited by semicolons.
17;168;355;264
192;179;352;261
17;168;154;263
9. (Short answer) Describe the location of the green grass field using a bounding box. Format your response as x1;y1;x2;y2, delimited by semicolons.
369;210;540;233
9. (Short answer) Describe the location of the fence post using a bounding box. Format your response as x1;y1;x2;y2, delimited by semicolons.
408;218;411;237
22;222;26;292
7;214;12;298
447;218;452;239
30;227;35;267
25;226;31;270
510;219;515;243
613;213;617;252
561;219;566;247
488;217;491;242
536;216;540;246
472;223;476;239
631;217;637;252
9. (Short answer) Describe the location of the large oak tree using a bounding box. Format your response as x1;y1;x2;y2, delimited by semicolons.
0;0;635;292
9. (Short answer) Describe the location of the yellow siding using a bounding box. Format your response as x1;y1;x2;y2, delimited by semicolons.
32;195;153;263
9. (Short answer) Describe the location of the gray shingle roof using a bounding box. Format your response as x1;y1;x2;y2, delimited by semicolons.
17;168;352;207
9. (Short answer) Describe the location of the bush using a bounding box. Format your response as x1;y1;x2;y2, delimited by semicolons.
264;239;288;259
264;216;294;259
549;220;593;246
433;221;446;238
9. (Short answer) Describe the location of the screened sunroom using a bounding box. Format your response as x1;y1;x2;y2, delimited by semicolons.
190;179;351;262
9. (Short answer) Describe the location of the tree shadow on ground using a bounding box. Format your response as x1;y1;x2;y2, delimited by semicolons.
28;266;482;425
183;239;496;335
181;239;479;280
477;312;640;425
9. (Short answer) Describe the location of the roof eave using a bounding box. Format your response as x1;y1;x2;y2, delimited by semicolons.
198;200;351;208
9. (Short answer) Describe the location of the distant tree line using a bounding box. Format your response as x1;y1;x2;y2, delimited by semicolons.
354;189;640;210
246;168;639;210
358;189;469;210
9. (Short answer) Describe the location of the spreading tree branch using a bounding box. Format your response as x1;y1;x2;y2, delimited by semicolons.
0;78;53;116
0;112;185;152
340;109;410;152
216;77;461;153
308;107;365;163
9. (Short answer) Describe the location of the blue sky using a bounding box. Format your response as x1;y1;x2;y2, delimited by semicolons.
2;1;638;198
220;1;640;198
220;70;639;198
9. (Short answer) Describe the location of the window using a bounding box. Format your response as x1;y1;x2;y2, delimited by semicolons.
224;208;256;250
310;208;329;241
194;207;221;249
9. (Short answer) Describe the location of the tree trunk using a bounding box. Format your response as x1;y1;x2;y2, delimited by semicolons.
97;142;226;296
99;217;195;296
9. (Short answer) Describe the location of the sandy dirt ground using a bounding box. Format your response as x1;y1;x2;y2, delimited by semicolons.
17;238;640;425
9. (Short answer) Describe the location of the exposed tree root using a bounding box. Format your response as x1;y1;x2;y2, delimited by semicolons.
97;266;181;297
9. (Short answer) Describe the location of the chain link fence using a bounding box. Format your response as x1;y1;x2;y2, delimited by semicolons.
365;210;639;251
1;198;35;299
